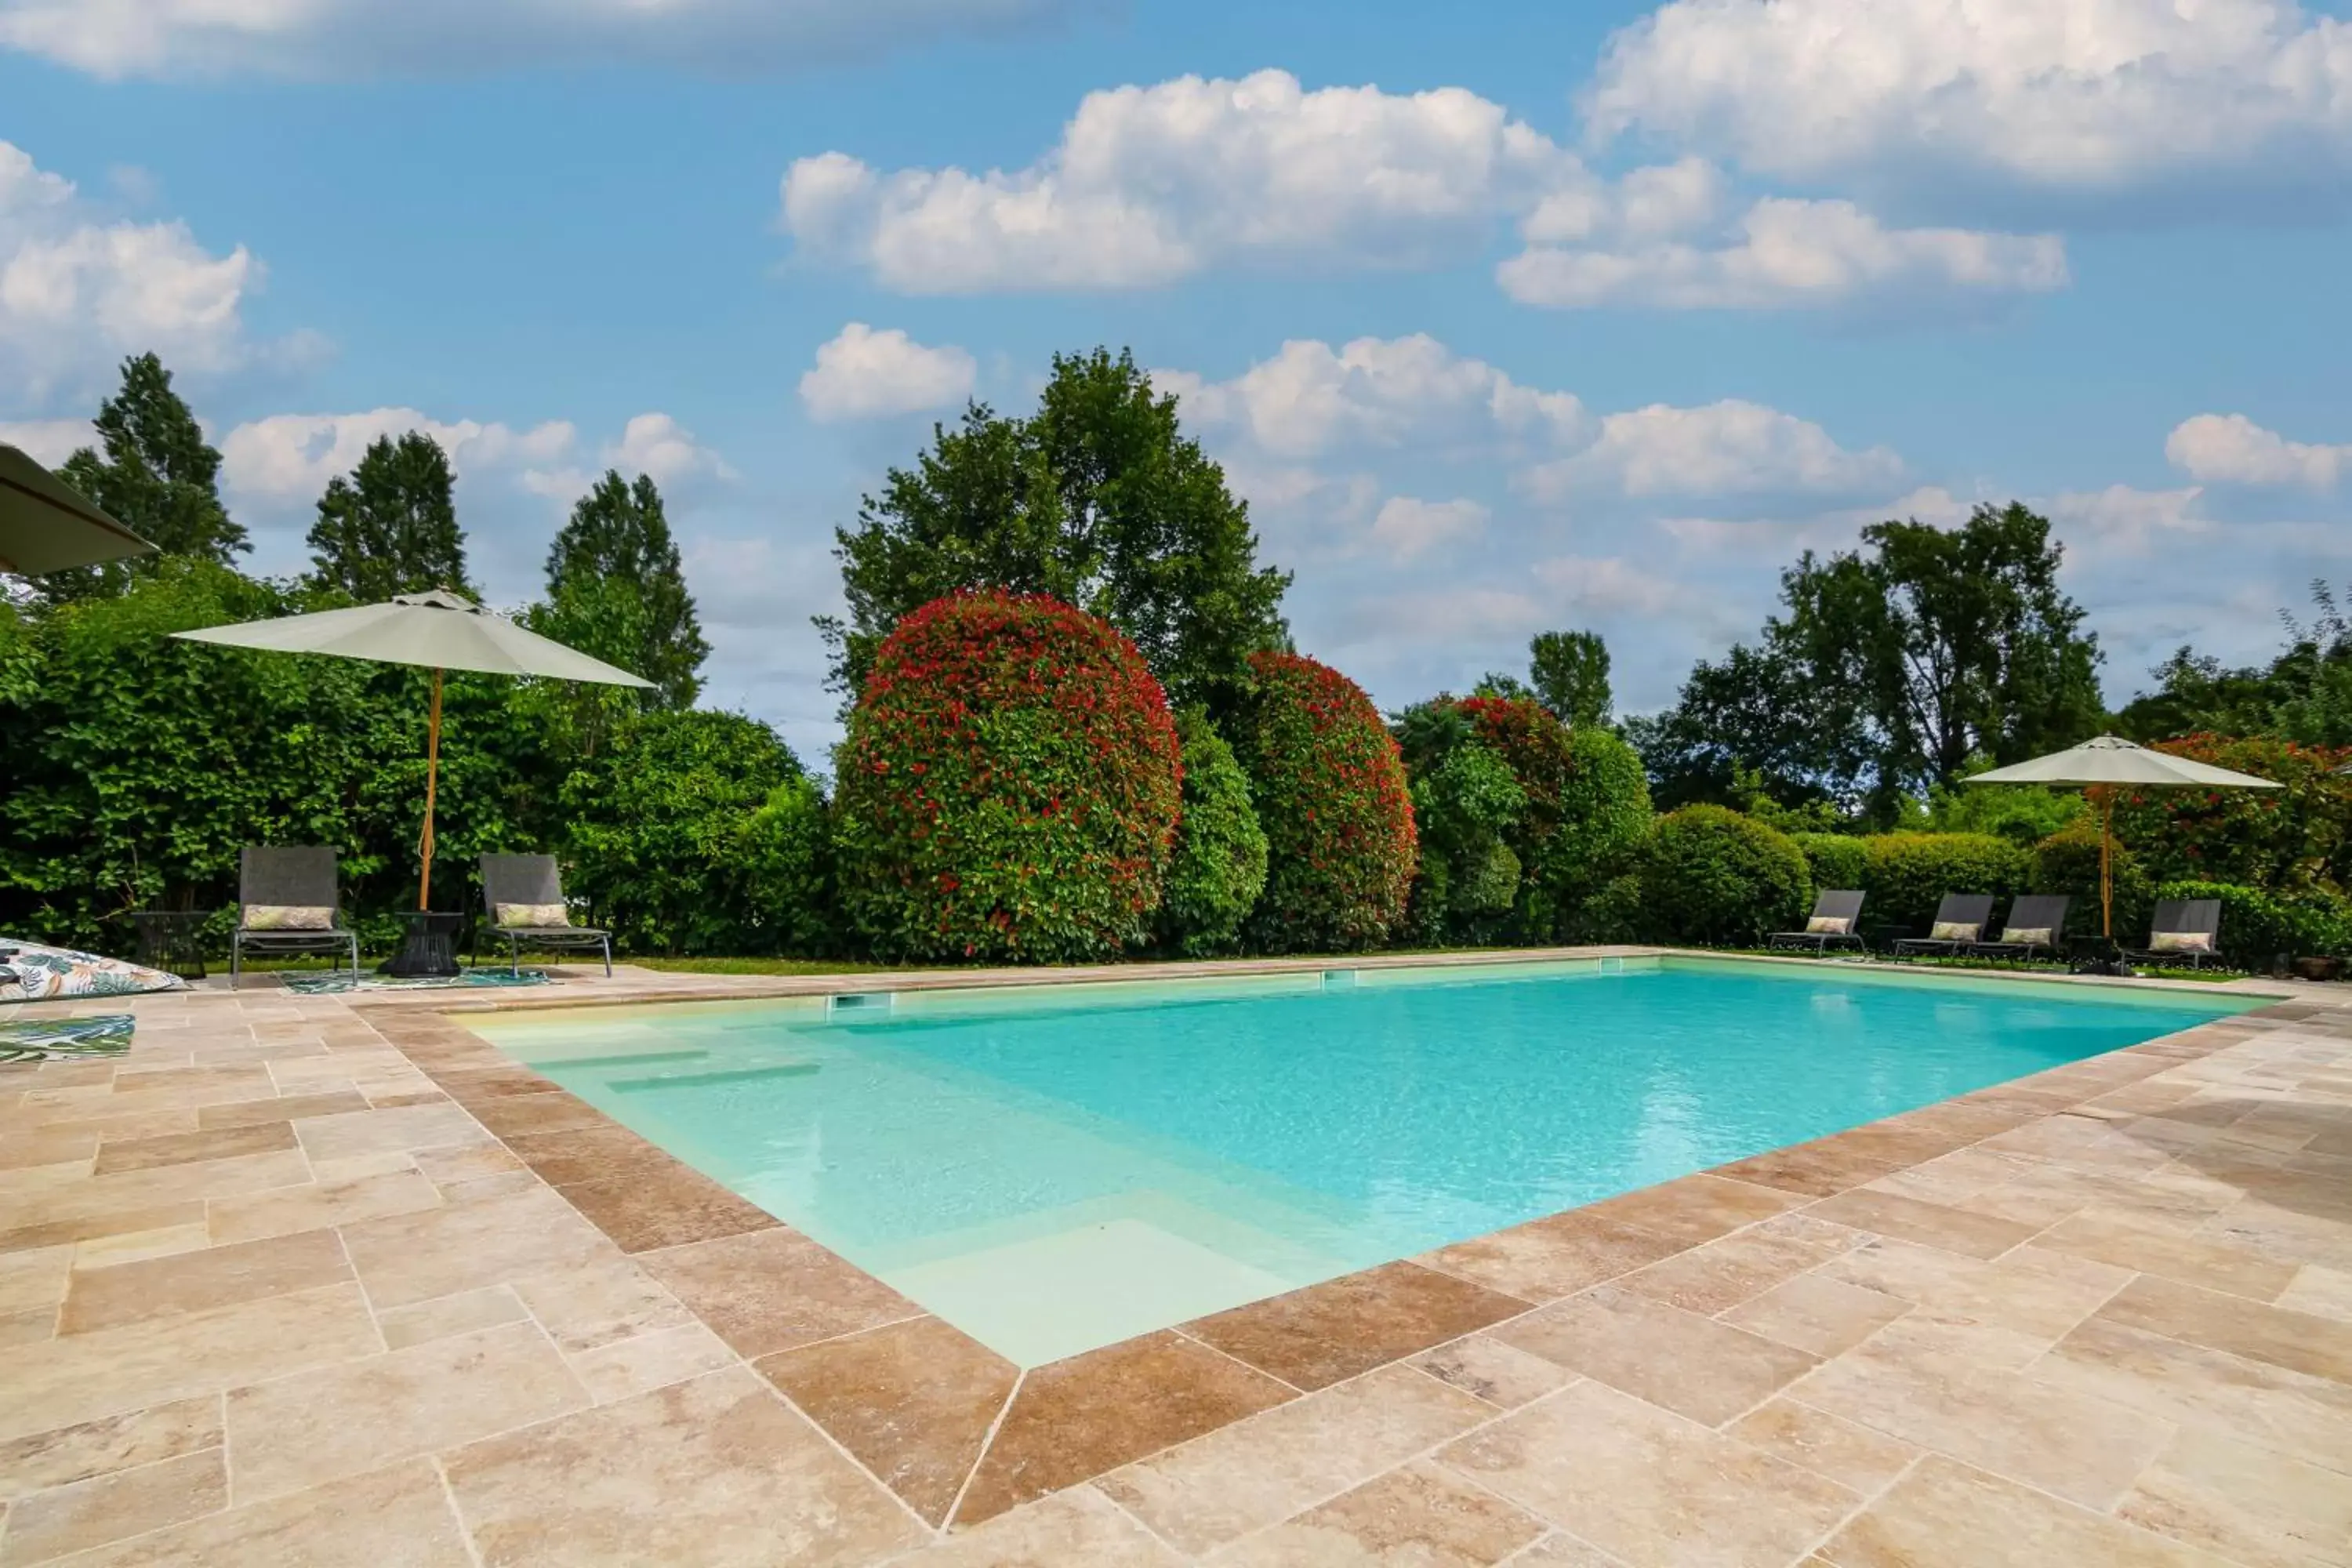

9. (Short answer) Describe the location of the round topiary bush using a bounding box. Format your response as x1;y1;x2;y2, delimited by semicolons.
1790;833;1870;899
1860;832;2028;932
1536;724;1654;935
1235;650;1417;953
834;591;1181;963
1636;804;1811;947
1159;708;1269;956
2030;822;2151;938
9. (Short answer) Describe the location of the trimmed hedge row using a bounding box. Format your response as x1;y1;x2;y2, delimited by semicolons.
1635;805;1812;948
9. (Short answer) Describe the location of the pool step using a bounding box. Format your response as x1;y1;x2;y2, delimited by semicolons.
608;1062;821;1093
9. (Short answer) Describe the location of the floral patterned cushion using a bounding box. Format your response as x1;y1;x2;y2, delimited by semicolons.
0;938;186;1004
244;905;335;931
495;902;571;929
1929;920;1978;942
1805;915;1852;935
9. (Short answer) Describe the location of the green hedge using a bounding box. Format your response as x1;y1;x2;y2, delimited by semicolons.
834;591;1182;963
1533;725;1653;937
1789;833;1868;898
1237;650;1417;953
1636;805;1811;947
2151;880;2336;967
1159;708;1269;956
2029;822;2152;938
1861;832;2028;932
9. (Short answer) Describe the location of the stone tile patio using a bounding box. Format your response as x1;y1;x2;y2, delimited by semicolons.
2;957;2350;1565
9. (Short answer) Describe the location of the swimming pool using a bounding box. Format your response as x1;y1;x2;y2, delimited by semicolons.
470;956;2253;1366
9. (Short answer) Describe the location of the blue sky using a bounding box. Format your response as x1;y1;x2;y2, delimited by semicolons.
4;0;2349;765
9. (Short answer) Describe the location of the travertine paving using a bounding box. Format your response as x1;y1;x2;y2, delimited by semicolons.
2;959;2349;1566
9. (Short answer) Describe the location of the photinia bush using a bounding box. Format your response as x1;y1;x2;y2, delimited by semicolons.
2111;735;2350;897
1236;650;1417;952
833;591;1182;963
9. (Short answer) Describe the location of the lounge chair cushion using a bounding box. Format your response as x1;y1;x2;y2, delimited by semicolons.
2149;931;2214;954
1999;927;2053;946
1806;916;1853;935
1929;920;1977;942
244;904;335;931
1;938;186;1004
496;902;572;930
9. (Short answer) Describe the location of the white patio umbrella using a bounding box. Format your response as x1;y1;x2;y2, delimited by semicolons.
0;442;156;576
1966;734;2279;937
174;589;652;909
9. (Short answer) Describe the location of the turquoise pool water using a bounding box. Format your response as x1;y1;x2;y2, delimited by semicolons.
473;957;2251;1366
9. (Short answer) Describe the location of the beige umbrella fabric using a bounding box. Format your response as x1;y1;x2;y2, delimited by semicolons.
1967;734;2280;936
0;442;155;576
175;590;652;908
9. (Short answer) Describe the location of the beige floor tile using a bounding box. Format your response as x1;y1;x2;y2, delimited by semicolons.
0;1446;227;1566
1802;1190;2039;1261
1790;1319;2177;1510
2118;1425;2352;1568
2;1150;310;1236
292;1102;492;1164
0;1397;220;1501
442;1366;928;1566
339;1184;621;1310
2097;1272;2352;1385
42;1457;473;1567
0;1283;380;1444
60;1229;351;1336
2040;1209;2298;1301
1726;1399;1918;1494
569;1321;739;1403
510;1254;696;1354
1584;1174;1809;1247
639;1225;923;1359
891;1485;1185;1567
0;1250;70;1318
205;1167;443;1245
1098;1363;1495;1555
409;1141;526;1189
1439;1379;1859;1567
376;1285;529;1350
1503;1534;1626;1566
1617;1216;1862;1316
1419;1211;1687;1304
1722;1272;1913;1357
192;1089;372;1130
1411;1334;1576;1410
2277;1263;2352;1323
1818;1454;2228;1567
226;1319;591;1502
1492;1284;1820;1426
68;1222;212;1271
1813;1236;1987;1305
2197;1198;2352;1274
90;1120;297;1176
1207;1459;1546;1567
0;1307;53;1345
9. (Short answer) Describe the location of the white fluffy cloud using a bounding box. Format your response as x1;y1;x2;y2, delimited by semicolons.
1;140;274;404
1158;334;1585;459
2167;412;2350;488
0;0;1077;78
1501;196;2066;311
783;71;1574;292
2045;483;2211;552
0;416;93;465
798;323;976;421
1588;0;2352;189
1369;496;1488;561
1523;399;1904;499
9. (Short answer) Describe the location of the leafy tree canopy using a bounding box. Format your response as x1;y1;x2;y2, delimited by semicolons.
820;347;1291;712
45;354;247;601
1632;503;2103;822
2114;580;2352;747
305;432;472;602
532;470;709;709
1529;630;1612;728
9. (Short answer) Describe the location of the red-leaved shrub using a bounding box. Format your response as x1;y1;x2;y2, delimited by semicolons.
834;591;1181;962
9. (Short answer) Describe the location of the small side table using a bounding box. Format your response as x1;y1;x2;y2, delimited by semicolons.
379;911;465;978
128;911;210;981
2067;936;2129;978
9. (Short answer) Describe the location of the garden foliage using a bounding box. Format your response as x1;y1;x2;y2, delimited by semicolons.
1159;708;1269;956
1789;833;1868;898
833;592;1182;963
2111;735;2351;898
1236;650;1416;953
1860;833;2029;931
1635;806;1811;948
2027;823;2152;937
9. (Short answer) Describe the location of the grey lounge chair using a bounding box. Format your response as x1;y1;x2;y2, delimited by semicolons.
1767;890;1867;954
478;854;612;976
1892;894;1998;960
230;847;361;985
1968;895;2073;961
2121;898;2227;971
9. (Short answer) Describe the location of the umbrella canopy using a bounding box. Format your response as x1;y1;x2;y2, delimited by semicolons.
0;442;156;577
174;589;652;913
1967;734;2279;938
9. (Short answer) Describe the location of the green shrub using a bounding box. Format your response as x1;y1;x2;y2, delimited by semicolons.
1159;709;1269;956
2029;822;2151;938
560;709;803;954
735;776;837;957
835;591;1182;964
2152;880;2304;967
1790;833;1869;898
1636;805;1811;947
1236;650;1417;953
1572;869;1647;944
1861;832;2028;932
1533;725;1653;936
2111;735;2350;897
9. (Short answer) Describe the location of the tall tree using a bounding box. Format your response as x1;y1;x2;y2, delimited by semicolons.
1632;503;2103;820
43;354;245;601
819;347;1291;710
305;432;470;601
532;470;708;709
2115;580;2352;747
1528;630;1612;728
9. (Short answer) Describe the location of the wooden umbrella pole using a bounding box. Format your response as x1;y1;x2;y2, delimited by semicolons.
418;666;443;912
